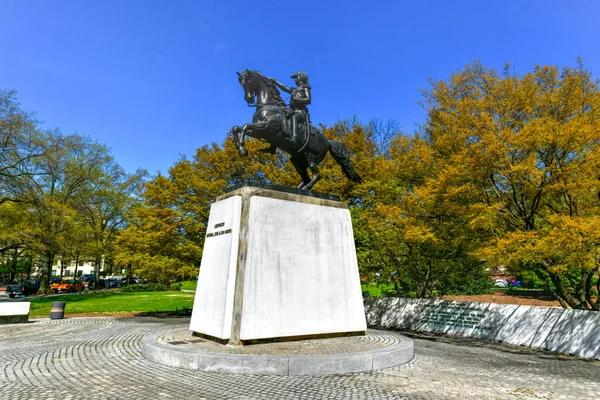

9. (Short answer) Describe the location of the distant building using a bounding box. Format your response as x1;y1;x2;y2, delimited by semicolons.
487;265;512;281
51;259;104;277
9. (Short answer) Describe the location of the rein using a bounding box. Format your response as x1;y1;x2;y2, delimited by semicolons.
246;72;287;111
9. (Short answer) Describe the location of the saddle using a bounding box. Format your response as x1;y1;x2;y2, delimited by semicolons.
281;108;311;139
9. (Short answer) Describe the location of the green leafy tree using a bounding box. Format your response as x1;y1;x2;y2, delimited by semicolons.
75;161;146;286
0;91;46;277
0;90;45;205
19;132;112;289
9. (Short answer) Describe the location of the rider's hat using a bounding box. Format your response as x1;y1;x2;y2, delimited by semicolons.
291;71;308;82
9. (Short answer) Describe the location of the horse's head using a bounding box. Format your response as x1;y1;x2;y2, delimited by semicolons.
236;70;286;108
237;70;257;105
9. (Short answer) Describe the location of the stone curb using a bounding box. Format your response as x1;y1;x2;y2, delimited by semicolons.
142;329;414;376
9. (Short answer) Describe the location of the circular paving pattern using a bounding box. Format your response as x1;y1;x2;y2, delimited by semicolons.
0;316;599;399
158;329;408;355
143;329;414;375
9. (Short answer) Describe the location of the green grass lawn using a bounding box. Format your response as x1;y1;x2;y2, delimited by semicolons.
27;291;195;317
180;280;198;291
361;283;396;297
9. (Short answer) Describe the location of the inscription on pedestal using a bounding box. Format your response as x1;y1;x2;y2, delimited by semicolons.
206;222;233;238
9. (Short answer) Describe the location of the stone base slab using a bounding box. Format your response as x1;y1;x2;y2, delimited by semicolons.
142;328;414;375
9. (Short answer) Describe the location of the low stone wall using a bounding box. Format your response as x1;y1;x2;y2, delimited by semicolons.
364;297;600;360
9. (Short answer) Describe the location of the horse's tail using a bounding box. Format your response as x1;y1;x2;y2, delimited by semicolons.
328;140;363;183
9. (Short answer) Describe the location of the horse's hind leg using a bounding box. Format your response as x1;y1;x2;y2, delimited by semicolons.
302;162;321;191
291;156;310;189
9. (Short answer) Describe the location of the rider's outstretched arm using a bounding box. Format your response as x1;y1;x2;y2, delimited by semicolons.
270;78;292;94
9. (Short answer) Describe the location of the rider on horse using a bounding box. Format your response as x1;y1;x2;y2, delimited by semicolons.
261;71;312;154
232;69;363;191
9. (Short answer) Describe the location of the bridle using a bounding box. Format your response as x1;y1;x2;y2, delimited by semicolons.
239;72;257;108
241;71;287;109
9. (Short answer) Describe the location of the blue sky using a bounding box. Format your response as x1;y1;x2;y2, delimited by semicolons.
2;0;599;175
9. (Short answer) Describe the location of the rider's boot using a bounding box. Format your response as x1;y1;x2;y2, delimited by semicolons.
291;115;299;146
260;144;277;154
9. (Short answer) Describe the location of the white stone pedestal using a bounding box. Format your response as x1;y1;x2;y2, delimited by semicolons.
189;185;367;345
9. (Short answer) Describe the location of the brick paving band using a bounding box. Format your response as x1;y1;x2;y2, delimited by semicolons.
0;317;599;399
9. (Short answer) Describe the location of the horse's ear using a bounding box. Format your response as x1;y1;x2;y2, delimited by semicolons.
236;71;241;76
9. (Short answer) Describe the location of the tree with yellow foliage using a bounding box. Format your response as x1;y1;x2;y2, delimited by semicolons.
114;134;302;283
362;130;486;297
423;60;600;309
113;123;381;284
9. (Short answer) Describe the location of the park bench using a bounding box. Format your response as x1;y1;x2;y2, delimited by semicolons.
0;302;31;324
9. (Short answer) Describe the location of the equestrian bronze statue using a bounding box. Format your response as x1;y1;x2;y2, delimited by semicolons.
231;69;363;191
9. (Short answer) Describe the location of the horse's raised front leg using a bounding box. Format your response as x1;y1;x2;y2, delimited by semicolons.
242;122;268;132
231;125;248;157
233;122;271;158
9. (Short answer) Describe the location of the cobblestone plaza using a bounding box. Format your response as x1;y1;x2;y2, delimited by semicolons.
0;317;598;399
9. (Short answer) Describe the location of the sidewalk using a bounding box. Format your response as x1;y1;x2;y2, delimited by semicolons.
0;316;598;399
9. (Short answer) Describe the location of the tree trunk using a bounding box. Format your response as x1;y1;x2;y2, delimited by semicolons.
584;270;597;310
74;253;79;282
417;262;432;298
25;255;33;278
94;257;101;289
393;280;402;296
40;253;55;290
547;270;590;310
9;249;18;282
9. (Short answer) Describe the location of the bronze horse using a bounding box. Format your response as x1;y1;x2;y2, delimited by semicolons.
231;70;362;191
